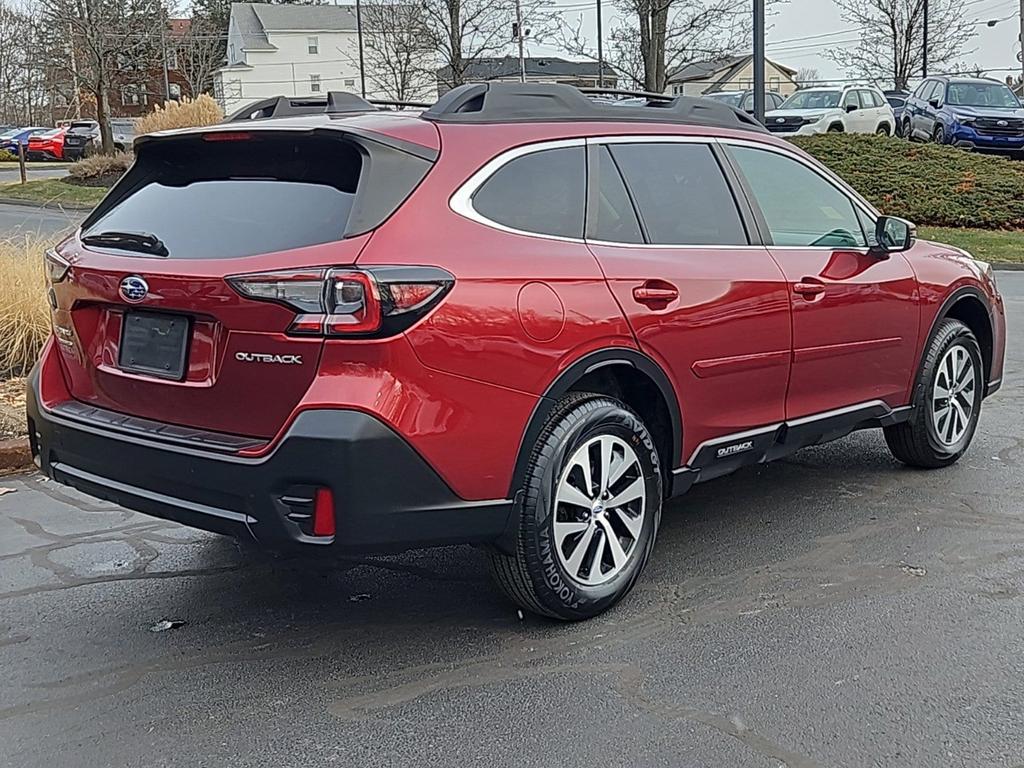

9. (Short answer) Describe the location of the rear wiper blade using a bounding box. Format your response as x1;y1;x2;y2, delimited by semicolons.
81;231;169;256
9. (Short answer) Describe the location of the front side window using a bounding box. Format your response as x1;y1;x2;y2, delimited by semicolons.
609;142;747;246
730;146;866;248
843;90;859;110
471;146;586;239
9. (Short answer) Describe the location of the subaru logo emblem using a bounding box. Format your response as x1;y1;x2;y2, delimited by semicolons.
119;276;149;303
997;120;1008;127
776;117;785;123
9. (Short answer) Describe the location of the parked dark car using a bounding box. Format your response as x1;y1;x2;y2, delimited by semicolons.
704;89;785;118
884;90;910;136
903;76;1024;154
62;120;100;160
28;85;1006;620
0;126;47;155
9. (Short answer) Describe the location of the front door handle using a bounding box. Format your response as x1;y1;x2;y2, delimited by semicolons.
794;280;826;298
633;280;679;306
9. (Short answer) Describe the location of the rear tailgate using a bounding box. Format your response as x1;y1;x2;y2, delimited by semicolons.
48;126;434;440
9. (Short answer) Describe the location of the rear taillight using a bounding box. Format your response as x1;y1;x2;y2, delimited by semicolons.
44;249;71;284
227;266;453;338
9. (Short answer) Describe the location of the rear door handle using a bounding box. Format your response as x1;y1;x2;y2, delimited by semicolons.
794;280;826;298
633;281;679;306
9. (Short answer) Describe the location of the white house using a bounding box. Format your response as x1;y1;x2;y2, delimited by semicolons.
666;55;799;98
214;3;436;116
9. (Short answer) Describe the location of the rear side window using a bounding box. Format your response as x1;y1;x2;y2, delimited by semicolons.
471;146;585;239
590;146;643;244
83;135;362;259
608;142;747;246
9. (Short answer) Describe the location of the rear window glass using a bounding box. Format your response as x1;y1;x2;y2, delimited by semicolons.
83;135;361;259
471;146;585;239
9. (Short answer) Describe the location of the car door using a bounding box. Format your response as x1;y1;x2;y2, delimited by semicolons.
841;90;863;132
909;81;932;139
725;142;919;420
854;90;876;132
918;81;941;139
585;138;792;476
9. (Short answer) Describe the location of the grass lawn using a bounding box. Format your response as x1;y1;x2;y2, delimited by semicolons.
0;179;105;208
918;227;1024;264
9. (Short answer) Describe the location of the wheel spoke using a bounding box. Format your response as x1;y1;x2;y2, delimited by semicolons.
599;436;614;495
598;517;628;569
557;481;593;510
607;476;644;509
553;520;588;547
564;524;596;576
957;366;975;394
614;506;644;539
945;406;960;443
588;529;606;580
577;453;594;498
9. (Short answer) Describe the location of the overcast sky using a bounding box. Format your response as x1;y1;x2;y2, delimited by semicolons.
529;0;1022;85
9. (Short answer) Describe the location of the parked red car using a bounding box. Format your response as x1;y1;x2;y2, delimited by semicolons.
26;127;67;161
27;85;1006;619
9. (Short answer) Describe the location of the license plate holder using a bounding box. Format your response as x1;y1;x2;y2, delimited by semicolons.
118;311;190;380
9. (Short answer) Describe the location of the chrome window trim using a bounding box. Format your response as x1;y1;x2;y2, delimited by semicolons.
449;133;881;250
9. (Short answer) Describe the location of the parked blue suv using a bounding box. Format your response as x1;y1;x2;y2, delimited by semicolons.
903;76;1024;155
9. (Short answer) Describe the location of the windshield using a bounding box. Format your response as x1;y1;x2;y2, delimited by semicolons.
945;82;1021;109
707;92;744;107
781;90;842;110
0;129;18;139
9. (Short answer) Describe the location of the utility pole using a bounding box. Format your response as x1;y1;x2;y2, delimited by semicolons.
1019;0;1023;95
514;0;526;83
160;18;171;102
355;0;366;97
596;0;604;88
923;0;929;77
753;0;765;123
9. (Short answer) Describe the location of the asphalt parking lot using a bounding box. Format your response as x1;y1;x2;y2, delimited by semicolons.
2;273;1022;768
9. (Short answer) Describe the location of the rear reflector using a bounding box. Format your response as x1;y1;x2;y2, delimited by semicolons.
313;487;335;537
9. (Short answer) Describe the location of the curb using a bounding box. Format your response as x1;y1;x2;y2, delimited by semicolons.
0;437;32;474
0;197;94;212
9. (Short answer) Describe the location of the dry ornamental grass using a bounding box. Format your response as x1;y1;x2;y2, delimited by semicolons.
136;94;224;134
0;238;49;381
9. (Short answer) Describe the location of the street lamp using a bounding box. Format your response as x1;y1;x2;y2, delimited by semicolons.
753;0;765;123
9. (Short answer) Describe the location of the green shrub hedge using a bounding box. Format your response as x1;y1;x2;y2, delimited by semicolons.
790;134;1024;230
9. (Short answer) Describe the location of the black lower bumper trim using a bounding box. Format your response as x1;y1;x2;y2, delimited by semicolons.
27;366;513;553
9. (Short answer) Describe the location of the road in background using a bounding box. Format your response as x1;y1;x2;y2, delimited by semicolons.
0;202;83;242
0;167;69;184
0;278;1021;768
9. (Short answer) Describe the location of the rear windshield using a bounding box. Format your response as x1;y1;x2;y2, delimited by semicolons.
83;135;362;259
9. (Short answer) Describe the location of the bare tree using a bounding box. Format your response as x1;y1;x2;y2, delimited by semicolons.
34;0;165;152
795;67;820;87
424;0;552;90
561;0;767;93
176;17;225;96
350;2;436;101
827;0;975;91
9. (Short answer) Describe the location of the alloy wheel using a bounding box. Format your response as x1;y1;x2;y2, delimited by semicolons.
932;345;976;446
553;435;646;586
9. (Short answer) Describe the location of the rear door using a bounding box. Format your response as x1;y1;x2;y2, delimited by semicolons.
51;130;430;439
724;142;918;419
586;138;792;473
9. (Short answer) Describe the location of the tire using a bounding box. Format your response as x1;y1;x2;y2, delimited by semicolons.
903;118;913;140
489;393;663;620
827;123;844;133
876;123;891;136
884;319;984;469
933;124;946;145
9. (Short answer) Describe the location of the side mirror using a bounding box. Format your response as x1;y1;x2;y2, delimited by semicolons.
845;103;858;113
870;215;916;258
928;98;940;109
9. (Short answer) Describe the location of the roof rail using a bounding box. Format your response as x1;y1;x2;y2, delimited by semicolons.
421;82;767;132
225;92;431;122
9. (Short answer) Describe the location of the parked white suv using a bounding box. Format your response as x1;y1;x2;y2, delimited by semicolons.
765;85;895;137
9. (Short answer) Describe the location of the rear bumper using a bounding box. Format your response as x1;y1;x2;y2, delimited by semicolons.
26;366;513;553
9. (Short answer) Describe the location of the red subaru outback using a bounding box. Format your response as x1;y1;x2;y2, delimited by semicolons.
27;85;1006;620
